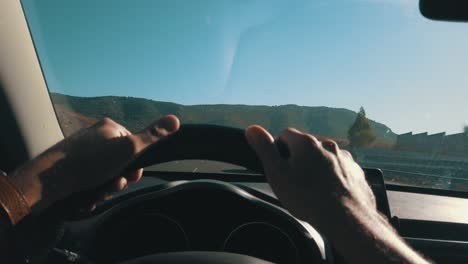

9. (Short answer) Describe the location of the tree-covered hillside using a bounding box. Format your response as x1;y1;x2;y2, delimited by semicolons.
50;93;396;144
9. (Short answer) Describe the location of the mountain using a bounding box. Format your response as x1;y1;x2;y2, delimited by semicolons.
50;93;396;145
53;104;98;135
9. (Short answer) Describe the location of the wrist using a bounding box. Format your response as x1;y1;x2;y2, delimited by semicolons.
320;196;389;239
9;151;67;214
8;170;43;212
0;175;31;225
318;198;428;264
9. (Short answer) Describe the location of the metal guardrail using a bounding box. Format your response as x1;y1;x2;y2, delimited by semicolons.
380;168;468;182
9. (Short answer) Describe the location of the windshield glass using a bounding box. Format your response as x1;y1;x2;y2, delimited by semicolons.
22;0;468;191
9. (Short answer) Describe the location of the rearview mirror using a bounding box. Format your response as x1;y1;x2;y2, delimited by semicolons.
420;0;468;22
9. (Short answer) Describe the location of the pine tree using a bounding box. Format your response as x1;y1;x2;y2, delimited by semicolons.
348;107;376;147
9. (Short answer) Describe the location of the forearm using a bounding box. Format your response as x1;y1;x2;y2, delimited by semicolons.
323;199;430;264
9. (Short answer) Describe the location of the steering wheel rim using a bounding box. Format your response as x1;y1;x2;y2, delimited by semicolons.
126;124;266;173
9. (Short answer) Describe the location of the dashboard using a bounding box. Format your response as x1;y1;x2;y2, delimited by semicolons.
42;170;468;264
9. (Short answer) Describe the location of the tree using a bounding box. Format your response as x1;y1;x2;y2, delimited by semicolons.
464;125;468;135
348;107;376;147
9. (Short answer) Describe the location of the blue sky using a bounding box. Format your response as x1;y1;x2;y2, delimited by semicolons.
22;0;468;134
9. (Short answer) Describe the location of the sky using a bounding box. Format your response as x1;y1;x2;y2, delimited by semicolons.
21;0;468;134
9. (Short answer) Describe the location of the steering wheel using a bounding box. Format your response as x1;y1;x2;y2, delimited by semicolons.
16;125;327;264
100;124;325;264
126;124;288;172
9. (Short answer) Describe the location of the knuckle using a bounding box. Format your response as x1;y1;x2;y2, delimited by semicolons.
280;127;299;137
322;138;337;145
341;149;353;158
304;133;319;146
99;117;118;128
101;117;114;124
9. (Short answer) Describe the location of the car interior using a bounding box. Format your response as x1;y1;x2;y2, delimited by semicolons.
2;0;468;263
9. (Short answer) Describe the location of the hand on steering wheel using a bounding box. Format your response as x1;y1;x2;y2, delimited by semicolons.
9;115;180;214
245;125;377;237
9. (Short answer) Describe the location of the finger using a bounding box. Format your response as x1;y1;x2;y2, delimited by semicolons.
245;125;283;171
114;177;128;191
97;177;128;201
120;127;132;137
123;168;144;183
142;114;180;137
321;139;339;155
247;126;294;202
129;115;180;153
103;177;128;194
81;177;128;213
278;128;320;157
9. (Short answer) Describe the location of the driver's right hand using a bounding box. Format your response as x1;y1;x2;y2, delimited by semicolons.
245;125;377;236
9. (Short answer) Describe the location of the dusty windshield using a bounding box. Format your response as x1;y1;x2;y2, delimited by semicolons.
22;0;468;191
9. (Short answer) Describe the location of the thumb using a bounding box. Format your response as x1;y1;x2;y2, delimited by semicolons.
129;115;180;154
245;125;282;172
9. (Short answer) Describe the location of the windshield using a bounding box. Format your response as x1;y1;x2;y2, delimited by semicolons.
22;0;468;192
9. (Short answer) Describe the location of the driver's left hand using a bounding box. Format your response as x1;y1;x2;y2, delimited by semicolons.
9;115;180;214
